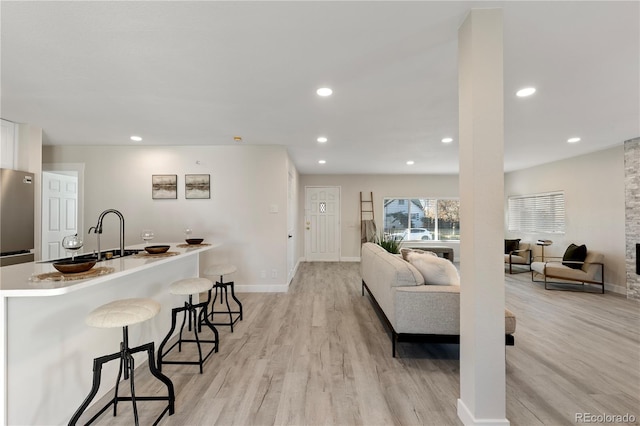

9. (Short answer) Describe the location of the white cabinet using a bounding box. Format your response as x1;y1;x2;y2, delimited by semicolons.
0;119;17;169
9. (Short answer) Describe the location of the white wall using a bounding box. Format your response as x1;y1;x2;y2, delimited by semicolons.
43;144;293;292
505;146;626;293
299;174;459;260
16;124;43;260
42;144;626;291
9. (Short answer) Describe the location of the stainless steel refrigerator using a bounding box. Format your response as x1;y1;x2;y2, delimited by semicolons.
0;168;35;266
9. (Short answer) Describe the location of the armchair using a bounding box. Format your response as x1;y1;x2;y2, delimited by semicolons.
531;250;604;293
505;242;532;274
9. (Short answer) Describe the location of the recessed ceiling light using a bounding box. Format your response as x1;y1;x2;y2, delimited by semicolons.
130;136;142;142
318;160;326;164
406;161;415;165
516;87;536;97
316;87;333;97
441;137;453;143
317;136;328;143
567;137;581;143
234;136;242;142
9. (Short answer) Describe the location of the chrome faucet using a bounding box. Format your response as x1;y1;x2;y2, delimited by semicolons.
88;209;125;260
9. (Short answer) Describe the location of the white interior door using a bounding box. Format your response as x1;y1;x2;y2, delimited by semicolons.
41;172;78;260
305;186;340;261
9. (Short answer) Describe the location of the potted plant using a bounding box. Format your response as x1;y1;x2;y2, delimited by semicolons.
374;233;402;254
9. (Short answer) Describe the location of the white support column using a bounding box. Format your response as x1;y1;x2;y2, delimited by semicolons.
457;9;508;426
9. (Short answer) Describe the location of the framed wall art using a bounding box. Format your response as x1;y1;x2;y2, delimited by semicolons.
152;174;177;199
185;174;210;199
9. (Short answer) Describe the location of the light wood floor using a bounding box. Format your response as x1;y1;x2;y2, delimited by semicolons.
81;262;640;426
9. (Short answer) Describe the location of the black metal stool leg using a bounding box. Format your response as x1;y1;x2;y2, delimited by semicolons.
144;343;175;416
208;278;242;331
69;327;174;426
208;286;220;321
160;297;218;373
113;344;124;417
157;306;179;372
177;302;188;351
229;281;243;321
127;353;139;426
188;295;205;374
128;342;174;423
221;285;234;332
200;301;219;353
68;353;111;425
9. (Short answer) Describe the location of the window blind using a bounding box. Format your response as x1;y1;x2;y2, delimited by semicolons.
508;192;565;233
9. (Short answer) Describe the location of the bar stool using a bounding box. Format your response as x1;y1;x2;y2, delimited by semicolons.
204;264;243;332
158;277;219;374
69;298;174;426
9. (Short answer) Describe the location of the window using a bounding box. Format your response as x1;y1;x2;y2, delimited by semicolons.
383;198;460;241
508;191;565;234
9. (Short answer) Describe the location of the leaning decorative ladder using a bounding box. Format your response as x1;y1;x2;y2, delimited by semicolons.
360;191;376;245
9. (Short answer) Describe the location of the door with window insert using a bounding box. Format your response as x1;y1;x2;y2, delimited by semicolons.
305;186;340;261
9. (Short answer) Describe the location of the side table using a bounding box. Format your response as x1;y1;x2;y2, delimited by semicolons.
536;239;553;261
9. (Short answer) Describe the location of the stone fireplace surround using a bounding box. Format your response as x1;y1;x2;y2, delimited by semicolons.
624;137;640;300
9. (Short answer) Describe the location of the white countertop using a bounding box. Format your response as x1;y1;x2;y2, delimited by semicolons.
0;242;218;297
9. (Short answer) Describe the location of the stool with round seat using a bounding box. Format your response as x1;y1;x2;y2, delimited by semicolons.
158;277;219;374
69;298;175;426
203;264;243;332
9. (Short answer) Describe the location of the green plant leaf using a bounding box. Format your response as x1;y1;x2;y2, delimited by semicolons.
374;232;402;254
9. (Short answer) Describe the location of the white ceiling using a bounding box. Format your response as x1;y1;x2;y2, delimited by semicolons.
1;1;638;175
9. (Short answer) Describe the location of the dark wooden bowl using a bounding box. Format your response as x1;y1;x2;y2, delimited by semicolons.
53;259;97;274
144;245;170;254
185;238;204;245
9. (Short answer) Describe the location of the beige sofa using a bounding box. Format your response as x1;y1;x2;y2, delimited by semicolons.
360;242;516;357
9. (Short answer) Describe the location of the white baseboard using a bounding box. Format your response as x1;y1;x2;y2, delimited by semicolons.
605;282;627;295
287;259;301;285
457;399;510;426
299;256;361;262
235;284;289;293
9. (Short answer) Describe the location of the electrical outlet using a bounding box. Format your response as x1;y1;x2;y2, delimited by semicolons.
271;269;277;278
260;270;267;279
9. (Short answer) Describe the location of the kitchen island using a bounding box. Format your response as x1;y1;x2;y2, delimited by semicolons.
0;242;217;426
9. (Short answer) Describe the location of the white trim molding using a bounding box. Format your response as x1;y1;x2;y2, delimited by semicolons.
235;284;289;293
457;399;510;426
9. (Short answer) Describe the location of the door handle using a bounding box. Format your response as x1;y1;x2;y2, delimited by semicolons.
288;235;293;238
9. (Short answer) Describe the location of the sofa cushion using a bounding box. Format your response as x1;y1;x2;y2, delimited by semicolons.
505;239;520;254
376;249;425;288
400;247;437;262
532;261;590;281
395;285;460;334
582;251;604;275
505;308;517;334
405;250;460;285
365;243;388;255
562;243;587;269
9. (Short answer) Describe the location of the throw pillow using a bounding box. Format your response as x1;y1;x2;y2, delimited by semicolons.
562;243;587;269
406;250;460;285
505;239;520;254
400;248;437;262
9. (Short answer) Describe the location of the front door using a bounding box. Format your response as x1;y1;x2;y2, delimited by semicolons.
305;186;340;261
